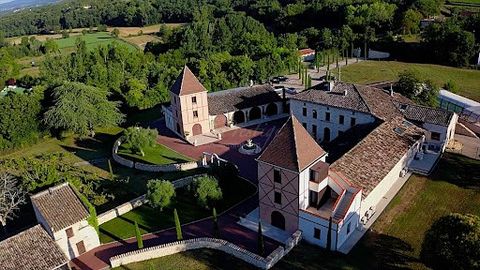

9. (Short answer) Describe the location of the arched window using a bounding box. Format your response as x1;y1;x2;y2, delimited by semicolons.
312;110;318;119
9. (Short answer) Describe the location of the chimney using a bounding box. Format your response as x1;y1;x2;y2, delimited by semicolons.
390;84;394;96
326;81;335;92
343;90;348;96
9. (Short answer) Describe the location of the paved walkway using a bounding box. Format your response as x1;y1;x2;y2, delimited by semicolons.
70;119;288;270
153;118;287;182
447;134;480;160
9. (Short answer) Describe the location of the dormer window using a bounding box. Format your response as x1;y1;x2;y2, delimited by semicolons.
192;96;197;104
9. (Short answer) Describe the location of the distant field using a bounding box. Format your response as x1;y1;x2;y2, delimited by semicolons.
6;23;184;45
342;61;480;102
122;34;161;49
54;32;138;52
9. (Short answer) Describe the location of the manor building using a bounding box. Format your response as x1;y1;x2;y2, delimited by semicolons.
163;66;287;144
256;81;457;252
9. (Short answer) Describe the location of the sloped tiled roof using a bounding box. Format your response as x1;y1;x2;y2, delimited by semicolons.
207;85;282;115
331;117;425;199
395;102;454;127
292;82;371;114
31;183;89;232
170;65;207;96
292;82;416;121
258;116;326;172
0;225;68;270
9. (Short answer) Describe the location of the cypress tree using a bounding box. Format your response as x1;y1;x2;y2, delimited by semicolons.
212;207;219;238
134;221;143;249
258;222;265;256
174;208;183;240
108;159;114;180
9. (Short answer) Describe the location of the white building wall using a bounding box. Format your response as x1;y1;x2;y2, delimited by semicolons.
299;211;334;248
360;142;419;216
53;220;100;260
290;99;376;142
421;113;458;152
335;192;362;248
298;154;327;210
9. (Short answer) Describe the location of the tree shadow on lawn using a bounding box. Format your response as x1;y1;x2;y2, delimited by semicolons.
429;153;480;190
350;231;419;270
99;227;129;245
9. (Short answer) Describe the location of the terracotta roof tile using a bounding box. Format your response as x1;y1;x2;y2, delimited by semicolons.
258;116;326;172
31;183;88;232
0;225;67;270
207;85;282;115
170;65;207;96
331;117;425;198
395;102;454;127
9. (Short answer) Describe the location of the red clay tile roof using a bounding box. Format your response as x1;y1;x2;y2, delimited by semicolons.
170;65;207;96
298;48;315;56
258;116;326;172
207;85;282;115
31;183;89;232
331;117;425;199
0;225;68;270
292;82;414;121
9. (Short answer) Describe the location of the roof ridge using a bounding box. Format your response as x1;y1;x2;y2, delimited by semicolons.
30;182;69;199
354;84;374;115
291;117;301;171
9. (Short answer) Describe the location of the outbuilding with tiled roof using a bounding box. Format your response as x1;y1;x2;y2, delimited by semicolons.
0;225;68;270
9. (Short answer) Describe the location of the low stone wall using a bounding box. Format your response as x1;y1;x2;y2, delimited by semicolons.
112;138;200;172
110;231;302;269
112;140;134;168
97;195;146;224
96;174;207;225
172;174;208;188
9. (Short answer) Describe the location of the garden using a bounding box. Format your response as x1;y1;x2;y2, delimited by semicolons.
99;172;256;243
116;127;192;165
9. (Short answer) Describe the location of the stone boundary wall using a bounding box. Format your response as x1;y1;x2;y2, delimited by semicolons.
97;174;207;225
110;231;302;269
112;138;200;172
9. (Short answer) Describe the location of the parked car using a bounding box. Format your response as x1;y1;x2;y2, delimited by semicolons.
285;87;297;94
271;78;280;84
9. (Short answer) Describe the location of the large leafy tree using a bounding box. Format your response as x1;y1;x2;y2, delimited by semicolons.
194;176;223;208
43;82;124;136
146;180;175;211
421;213;480;270
123;127;158;157
396;70;438;107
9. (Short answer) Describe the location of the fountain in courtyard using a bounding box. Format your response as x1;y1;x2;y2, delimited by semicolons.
238;139;262;155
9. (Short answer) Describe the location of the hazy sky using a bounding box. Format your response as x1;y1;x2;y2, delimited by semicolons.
0;0;14;4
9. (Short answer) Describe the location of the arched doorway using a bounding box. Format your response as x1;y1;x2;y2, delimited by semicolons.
324;127;331;143
265;103;278;116
233;111;245;124
214;115;227;129
249;106;261;121
192;124;202;136
271;211;285;230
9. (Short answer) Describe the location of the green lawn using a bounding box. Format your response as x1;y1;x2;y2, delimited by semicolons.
118;143;192;165
99;175;256;243
113;249;253;270
116;154;480;269
448;0;480;4
342;61;480;102
54;32;138;52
